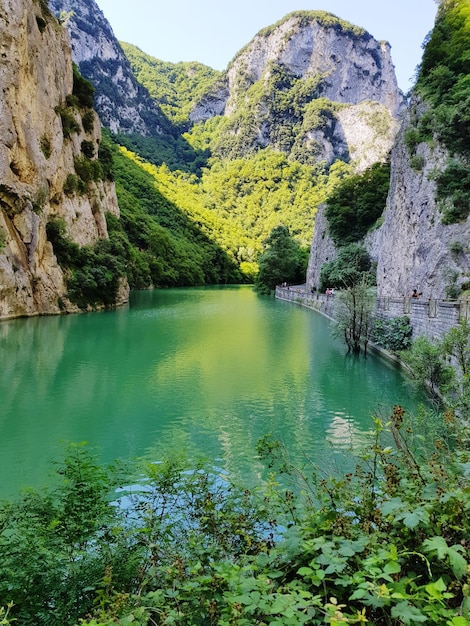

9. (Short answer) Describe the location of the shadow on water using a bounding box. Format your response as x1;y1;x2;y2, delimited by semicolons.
0;287;430;498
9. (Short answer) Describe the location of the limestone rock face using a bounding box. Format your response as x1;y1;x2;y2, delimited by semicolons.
227;16;401;114
49;0;171;136
190;11;404;167
369;98;470;299
305;203;336;290
0;0;123;320
307;95;470;300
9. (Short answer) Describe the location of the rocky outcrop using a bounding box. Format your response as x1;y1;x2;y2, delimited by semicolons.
307;95;470;300
49;0;172;137
305;203;336;291
190;11;404;167
369;98;470;299
0;0;124;319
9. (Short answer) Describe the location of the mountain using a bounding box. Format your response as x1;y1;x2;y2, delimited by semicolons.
189;11;404;169
119;44;222;130
0;0;127;319
307;0;470;300
6;0;465;319
49;0;172;138
52;4;402;173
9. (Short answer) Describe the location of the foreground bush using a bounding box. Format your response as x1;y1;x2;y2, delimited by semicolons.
0;408;469;625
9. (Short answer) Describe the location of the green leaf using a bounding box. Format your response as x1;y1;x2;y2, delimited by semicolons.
350;588;368;600
384;561;402;575
447;617;470;626
448;546;468;579
391;601;427;624
399;507;430;529
381;497;405;516
423;536;449;559
425;577;447;600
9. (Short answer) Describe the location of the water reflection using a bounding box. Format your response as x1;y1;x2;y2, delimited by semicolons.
0;287;429;497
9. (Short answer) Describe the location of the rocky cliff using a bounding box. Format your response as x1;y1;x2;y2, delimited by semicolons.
49;0;172;137
0;0;125;319
370;97;470;299
307;94;470;299
190;11;404;168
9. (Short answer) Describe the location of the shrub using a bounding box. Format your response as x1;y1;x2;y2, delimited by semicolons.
74;155;103;184
55;105;80;138
98;141;114;181
319;243;374;291
373;315;413;352
40;135;51;159
409;154;425;171
63;173;80;196
401;335;454;398
81;110;95;134
46;217;126;309
2;408;469;626
81;140;95;158
72;63;95;109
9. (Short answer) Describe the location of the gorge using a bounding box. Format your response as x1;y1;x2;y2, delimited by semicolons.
0;0;433;319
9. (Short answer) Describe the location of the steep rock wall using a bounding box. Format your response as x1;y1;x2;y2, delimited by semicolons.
50;0;172;137
305;203;335;290
307;96;470;300
370;98;470;299
190;12;403;168
0;0;125;320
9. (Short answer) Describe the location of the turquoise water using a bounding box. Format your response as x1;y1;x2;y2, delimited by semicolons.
0;286;427;497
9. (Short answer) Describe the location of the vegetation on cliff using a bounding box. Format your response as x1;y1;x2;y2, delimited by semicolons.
324;162;391;246
410;0;470;223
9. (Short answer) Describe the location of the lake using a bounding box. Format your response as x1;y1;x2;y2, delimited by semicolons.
0;286;427;497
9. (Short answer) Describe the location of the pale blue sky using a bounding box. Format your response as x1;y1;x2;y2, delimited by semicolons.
94;0;438;91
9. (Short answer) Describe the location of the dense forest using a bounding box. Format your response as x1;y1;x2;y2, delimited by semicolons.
406;0;470;224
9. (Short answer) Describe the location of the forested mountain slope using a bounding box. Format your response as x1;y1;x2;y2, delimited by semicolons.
46;1;404;300
119;44;221;131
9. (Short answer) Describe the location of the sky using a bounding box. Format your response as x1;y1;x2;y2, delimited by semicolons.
94;0;438;92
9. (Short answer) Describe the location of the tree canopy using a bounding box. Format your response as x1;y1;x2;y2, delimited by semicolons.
325;161;390;245
255;225;308;294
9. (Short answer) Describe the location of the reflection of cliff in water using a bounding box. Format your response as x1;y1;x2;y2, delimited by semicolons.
0;287;429;498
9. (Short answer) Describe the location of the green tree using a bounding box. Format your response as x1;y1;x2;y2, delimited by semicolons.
255;225;308;294
331;278;375;354
319;242;373;291
401;335;454;400
325;161;390;245
440;319;470;414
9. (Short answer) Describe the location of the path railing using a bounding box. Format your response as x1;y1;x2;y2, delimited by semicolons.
275;286;469;341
